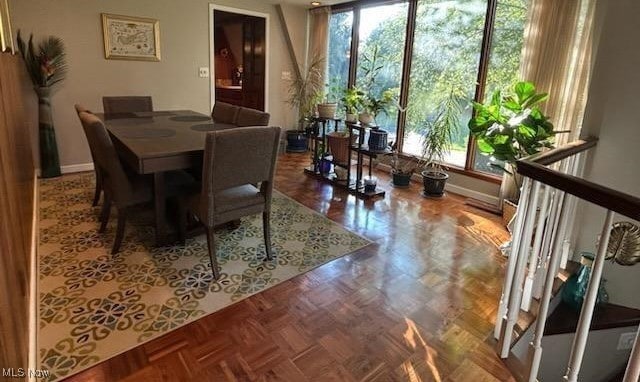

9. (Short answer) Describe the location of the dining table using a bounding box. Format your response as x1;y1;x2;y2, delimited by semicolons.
97;110;235;245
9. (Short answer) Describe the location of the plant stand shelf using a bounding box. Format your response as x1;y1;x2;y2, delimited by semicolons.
303;118;390;200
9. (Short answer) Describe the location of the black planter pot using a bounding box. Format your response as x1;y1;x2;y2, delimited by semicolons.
421;170;449;197
286;131;307;153
391;172;412;188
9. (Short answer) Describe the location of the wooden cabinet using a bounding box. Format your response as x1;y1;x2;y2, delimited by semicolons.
215;87;242;106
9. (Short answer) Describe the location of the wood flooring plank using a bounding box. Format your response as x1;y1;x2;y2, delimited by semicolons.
56;153;513;381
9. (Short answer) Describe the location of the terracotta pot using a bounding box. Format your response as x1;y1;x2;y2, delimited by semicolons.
327;132;352;165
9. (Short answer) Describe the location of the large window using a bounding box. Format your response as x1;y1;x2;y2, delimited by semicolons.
474;0;528;174
356;3;408;145
327;11;353;104
327;0;529;178
405;0;487;167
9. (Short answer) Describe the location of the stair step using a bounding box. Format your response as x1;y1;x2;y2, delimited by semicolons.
508;261;580;347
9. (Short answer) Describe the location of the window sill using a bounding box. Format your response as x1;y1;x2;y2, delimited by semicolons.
396;152;502;184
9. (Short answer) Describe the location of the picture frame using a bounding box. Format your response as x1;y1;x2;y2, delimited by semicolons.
0;0;14;53
101;13;160;61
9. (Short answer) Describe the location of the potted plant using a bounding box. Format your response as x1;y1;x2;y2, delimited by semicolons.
317;83;340;119
360;89;394;125
16;31;68;178
286;56;325;152
420;87;466;197
341;86;363;123
468;81;555;217
390;144;419;187
356;45;395;125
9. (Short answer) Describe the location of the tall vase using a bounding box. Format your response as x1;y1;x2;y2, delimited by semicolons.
561;252;609;311
35;87;61;178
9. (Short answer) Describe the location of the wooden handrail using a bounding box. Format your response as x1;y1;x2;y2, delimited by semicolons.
516;138;640;221
524;136;598;166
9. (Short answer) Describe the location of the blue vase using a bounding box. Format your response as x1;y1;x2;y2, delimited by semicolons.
561;252;609;311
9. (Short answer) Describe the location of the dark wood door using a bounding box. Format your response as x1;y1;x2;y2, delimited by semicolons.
242;16;266;111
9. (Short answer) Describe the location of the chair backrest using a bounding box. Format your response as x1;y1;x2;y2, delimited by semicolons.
75;104;98;163
201;126;281;202
211;101;240;124
78;111;132;203
102;96;153;115
236;107;270;127
74;104;92;115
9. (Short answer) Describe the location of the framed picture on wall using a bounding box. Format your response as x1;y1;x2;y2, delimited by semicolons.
101;13;160;61
0;0;15;53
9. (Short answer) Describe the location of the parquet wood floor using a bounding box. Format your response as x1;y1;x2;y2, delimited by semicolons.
63;153;513;381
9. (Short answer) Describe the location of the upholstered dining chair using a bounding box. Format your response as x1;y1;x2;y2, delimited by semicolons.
211;101;240;124
187;126;281;279
103;96;153;117
78;111;193;254
211;101;270;127
74;104;104;207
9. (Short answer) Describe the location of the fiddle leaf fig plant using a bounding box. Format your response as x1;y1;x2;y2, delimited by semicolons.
469;81;555;171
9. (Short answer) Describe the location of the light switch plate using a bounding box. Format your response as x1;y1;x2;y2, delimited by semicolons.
198;67;210;78
617;332;637;350
281;71;292;81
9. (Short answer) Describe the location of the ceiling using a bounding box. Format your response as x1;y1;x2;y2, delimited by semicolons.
280;0;349;8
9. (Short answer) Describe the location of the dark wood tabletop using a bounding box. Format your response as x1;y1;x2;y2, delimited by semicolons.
98;110;232;174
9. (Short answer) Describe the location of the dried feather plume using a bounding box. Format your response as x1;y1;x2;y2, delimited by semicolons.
16;30;68;88
605;221;640;266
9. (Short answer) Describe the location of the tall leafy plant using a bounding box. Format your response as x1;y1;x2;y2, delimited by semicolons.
287;55;325;130
357;45;396;117
421;87;465;174
16;31;68;88
469;81;555;178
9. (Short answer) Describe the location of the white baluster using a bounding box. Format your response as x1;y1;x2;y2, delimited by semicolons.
526;195;571;382
494;177;533;340
533;189;564;299
563;210;615;382
522;184;551;311
500;180;539;357
623;325;640;382
560;153;585;270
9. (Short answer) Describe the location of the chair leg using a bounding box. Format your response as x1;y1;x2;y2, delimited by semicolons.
92;171;102;207
263;210;273;261
112;208;127;255
176;198;187;245
205;227;221;280
99;194;112;233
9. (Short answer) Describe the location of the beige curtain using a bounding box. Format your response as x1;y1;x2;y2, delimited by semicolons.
501;0;595;202
308;6;331;85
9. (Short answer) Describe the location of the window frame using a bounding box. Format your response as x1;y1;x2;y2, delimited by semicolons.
328;0;504;184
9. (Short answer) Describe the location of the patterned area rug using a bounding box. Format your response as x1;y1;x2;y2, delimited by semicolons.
38;173;370;380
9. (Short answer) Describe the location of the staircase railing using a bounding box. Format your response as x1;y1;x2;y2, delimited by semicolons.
493;136;640;381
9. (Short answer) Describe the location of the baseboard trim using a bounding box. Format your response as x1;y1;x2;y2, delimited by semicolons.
376;163;500;205
444;182;500;205
61;163;94;174
28;173;39;381
36;162;94;177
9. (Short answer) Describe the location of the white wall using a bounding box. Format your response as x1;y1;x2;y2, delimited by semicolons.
575;0;640;309
539;326;636;381
9;0;307;169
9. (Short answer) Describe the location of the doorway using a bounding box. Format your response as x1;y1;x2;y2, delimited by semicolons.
209;5;268;112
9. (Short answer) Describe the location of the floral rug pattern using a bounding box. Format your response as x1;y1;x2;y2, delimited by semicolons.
38;173;370;380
